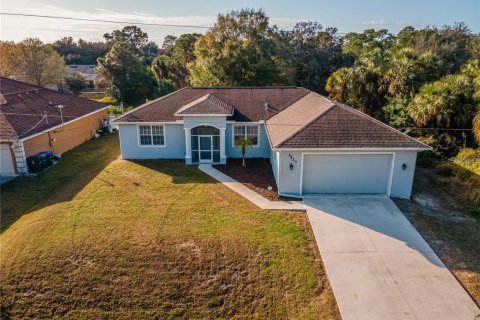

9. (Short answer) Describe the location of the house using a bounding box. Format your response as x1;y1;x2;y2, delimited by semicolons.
114;87;431;199
0;77;109;177
64;65;105;92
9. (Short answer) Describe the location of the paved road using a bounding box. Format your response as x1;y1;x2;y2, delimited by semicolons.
304;195;480;320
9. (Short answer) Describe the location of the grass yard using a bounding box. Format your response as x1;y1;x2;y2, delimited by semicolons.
0;134;339;319
394;159;480;306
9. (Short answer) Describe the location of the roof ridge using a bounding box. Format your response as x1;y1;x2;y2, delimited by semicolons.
274;98;336;148
0;76;45;94
114;88;188;121
279;88;311;111
175;92;234;115
189;86;302;89
335;103;431;149
0;77;110;107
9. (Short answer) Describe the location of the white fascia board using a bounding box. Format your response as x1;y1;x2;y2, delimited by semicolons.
116;121;184;125
272;147;432;152
174;113;233;117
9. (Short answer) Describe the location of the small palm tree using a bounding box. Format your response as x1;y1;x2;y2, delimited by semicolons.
236;138;253;167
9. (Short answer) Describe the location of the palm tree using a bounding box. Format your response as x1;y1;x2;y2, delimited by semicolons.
235;138;253;167
325;67;351;102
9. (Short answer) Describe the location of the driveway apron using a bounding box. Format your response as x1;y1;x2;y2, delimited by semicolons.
304;195;480;320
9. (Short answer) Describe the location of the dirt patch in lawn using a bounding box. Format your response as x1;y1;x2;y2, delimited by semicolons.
393;166;480;307
214;158;297;201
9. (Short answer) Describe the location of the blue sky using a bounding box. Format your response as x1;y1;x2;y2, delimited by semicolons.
1;0;479;43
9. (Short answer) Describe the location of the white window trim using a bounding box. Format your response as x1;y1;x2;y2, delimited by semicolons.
232;124;260;148
137;124;166;147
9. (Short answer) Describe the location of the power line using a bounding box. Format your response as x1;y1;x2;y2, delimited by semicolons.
0;12;212;29
0;12;350;34
404;127;473;131
2;112;76;118
17;114;47;138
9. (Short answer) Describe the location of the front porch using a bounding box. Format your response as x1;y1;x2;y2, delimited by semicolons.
184;125;226;165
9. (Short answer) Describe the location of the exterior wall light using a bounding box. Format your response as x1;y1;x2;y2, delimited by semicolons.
402;163;407;170
290;163;294;170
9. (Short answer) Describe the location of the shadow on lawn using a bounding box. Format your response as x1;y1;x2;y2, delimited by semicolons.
131;160;217;185
0;134;120;233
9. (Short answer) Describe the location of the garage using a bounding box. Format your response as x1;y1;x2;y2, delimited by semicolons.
0;143;16;177
301;153;393;195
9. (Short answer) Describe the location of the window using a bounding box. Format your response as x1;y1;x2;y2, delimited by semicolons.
139;125;165;146
234;124;259;146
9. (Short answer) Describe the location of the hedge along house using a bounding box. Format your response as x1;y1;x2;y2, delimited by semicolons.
114;87;431;199
0;77;109;177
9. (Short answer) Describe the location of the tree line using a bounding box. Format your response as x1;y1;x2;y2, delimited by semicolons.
0;9;479;156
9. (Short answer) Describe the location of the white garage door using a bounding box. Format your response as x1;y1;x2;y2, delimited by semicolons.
0;144;16;177
302;154;393;194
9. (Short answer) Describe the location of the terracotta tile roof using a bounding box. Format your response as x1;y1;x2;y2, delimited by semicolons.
116;87;310;122
278;104;431;149
266;93;334;148
175;93;234;115
0;77;109;140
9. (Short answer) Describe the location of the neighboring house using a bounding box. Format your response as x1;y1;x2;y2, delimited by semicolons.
114;87;431;199
0;77;109;176
63;65;104;92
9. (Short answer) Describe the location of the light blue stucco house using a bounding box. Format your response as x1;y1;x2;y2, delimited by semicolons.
114;87;431;199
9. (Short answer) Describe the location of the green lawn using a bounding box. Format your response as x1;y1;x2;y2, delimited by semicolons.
0;134;339;319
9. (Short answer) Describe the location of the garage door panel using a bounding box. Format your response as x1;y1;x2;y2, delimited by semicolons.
302;154;392;194
0;144;16;176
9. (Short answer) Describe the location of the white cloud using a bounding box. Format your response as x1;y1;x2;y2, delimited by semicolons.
1;1;215;42
1;1;304;43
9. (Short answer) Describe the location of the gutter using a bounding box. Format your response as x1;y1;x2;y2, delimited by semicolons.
271;147;433;152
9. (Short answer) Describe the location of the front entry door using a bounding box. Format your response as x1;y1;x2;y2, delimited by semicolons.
199;136;212;162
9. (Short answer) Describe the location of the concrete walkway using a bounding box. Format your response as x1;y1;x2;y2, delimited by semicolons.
198;164;305;211
304;195;480;320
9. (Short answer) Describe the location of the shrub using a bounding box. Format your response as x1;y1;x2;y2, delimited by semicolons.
107;105;133;116
434;162;454;177
454;148;480;174
416;150;439;167
98;96;117;104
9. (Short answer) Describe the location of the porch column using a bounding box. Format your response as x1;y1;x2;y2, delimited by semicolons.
184;128;192;165
220;128;226;164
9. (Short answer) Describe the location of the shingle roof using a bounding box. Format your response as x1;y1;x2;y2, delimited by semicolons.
175;93;234;115
0;77;109;140
278;104;430;149
115;87;310;122
115;86;429;150
0;113;17;141
266;92;334;148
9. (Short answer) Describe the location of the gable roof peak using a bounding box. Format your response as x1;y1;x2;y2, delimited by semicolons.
174;93;234;116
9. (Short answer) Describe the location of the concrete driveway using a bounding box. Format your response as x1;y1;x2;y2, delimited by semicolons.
304;195;480;320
